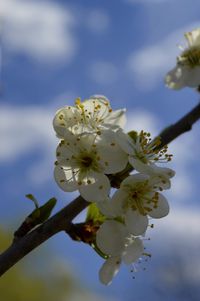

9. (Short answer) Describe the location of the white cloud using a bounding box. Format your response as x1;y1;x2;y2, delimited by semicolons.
150;207;200;285
0;104;58;185
85;9;110;33
127;22;200;90
1;0;77;63
0;105;55;161
89;61;118;85
126;110;159;135
153;207;200;261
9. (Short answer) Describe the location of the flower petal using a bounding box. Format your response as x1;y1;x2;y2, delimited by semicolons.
115;129;134;154
165;65;191;90
122;238;144;265
96;220;128;256
125;209;148;236
53;106;79;138
128;157;152;173
185;28;200;47
54;165;78;192
148;193;169;218
97;130;128;174
97;197;117;217
79;172;110;202
99;256;121;285
104;109;126;128
121;173;149;187
110;189;129;216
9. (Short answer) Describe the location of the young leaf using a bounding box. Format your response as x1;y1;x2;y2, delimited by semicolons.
86;202;105;224
13;197;57;241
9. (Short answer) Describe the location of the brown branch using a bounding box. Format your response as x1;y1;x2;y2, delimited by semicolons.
0;195;89;277
0;102;200;277
158;102;200;147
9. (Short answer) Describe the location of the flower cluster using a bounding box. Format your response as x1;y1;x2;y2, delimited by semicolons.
165;28;200;90
53;95;175;285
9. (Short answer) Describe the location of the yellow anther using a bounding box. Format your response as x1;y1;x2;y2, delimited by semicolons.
75;97;81;105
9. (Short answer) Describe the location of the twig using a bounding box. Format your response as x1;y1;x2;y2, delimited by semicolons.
158;102;200;147
0;102;200;277
0;195;89;276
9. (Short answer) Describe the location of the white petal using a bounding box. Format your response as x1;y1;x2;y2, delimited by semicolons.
56;143;76;164
53;106;79;137
165;65;191;90
99;256;121;285
104;109;126;128
90;94;109;102
79;172;110;202
144;165;175;190
127;161;174;190
115;129;134;154
81;97;110;120
96;220;128;256
54;165;78;192
111;189;129;216
97;197;117;217
185;28;200;47
97;130;128;174
149;165;175;179
121;173;149;187
128;157;152;173
125;209;148;236
122;238;144;265
148;193;169;218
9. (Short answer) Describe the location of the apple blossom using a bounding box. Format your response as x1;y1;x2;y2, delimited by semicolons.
100;174;170;235
96;220;144;285
53;95;126;138
116;129;174;182
54;131;128;202
165;28;200;89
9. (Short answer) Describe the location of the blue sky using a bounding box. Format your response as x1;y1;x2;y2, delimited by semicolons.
1;0;200;300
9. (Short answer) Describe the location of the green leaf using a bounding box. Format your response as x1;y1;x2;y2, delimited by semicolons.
86;203;105;223
14;197;57;240
36;198;57;223
25;194;39;209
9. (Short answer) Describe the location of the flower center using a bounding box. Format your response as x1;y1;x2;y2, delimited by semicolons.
75;97;112;128
124;182;159;216
136;131;172;164
80;155;93;168
179;47;200;68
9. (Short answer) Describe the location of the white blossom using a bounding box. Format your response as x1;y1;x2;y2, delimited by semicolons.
54;130;128;202
53;95;126;138
100;174;170;235
116;130;175;184
96;220;144;285
165;28;200;89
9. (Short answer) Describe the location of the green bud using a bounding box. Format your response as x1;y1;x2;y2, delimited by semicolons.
86;202;105;224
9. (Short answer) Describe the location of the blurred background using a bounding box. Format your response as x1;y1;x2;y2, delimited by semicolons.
1;0;200;300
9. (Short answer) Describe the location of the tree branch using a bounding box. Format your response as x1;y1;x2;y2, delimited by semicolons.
0;195;89;277
0;102;200;277
158;102;200;147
